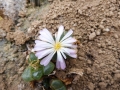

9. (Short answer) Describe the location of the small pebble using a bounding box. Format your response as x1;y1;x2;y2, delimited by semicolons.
0;29;6;39
86;68;92;74
113;34;118;39
96;29;101;35
114;73;120;82
99;82;107;89
88;82;95;90
89;32;96;40
103;28;110;32
99;25;104;29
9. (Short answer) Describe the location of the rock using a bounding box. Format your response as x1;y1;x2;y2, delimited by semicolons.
113;34;119;39
18;67;24;74
100;63;105;67
106;11;114;17
103;28;110;32
87;60;92;64
68;87;73;90
72;75;80;84
96;29;101;35
99;82;107;89
7;30;30;45
0;29;6;39
17;22;22;27
86;68;92;74
13;48;18;54
99;25;104;29
0;77;5;90
89;32;96;40
98;49;104;54
18;11;26;17
113;70;120;73
88;82;95;90
111;0;116;3
114;73;120;82
78;9;82;14
0;67;4;74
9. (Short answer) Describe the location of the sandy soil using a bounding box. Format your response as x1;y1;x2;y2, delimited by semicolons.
0;0;120;90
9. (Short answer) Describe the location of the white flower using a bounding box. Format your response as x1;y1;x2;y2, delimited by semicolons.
34;25;77;70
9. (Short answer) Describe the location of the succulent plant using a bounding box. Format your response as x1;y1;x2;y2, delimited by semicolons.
22;52;55;82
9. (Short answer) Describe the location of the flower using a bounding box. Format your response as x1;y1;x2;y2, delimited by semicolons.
34;25;77;70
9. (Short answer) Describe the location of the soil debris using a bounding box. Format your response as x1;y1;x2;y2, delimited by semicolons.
6;30;30;45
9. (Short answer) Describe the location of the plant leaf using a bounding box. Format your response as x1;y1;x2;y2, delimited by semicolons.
32;67;43;80
29;52;38;63
50;79;66;90
43;62;55;75
22;66;34;82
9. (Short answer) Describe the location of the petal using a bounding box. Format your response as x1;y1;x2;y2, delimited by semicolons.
69;53;77;58
35;40;52;46
61;37;76;44
60;59;66;70
35;40;53;48
57;51;66;69
60;50;66;59
35;48;54;59
72;45;77;48
55;33;57;38
56;60;60;69
56;25;64;42
61;29;73;41
61;43;77;49
39;35;55;44
34;46;46;51
40;51;56;66
61;48;77;54
61;48;77;58
39;28;55;44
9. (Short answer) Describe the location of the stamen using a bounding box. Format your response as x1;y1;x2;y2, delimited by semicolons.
54;42;61;50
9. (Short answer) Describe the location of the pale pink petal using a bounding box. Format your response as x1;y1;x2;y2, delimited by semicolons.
56;60;66;70
61;48;77;54
35;40;53;46
39;35;54;44
56;60;60;69
35;40;53;48
72;45;78;48
60;50;66;59
34;46;46;51
61;29;73;41
56;25;64;42
61;37;76;44
35;48;54;59
61;43;77;49
39;28;55;44
57;51;66;69
69;53;77;58
40;51;56;66
61;48;77;58
61;43;73;48
60;59;66;70
55;33;57;38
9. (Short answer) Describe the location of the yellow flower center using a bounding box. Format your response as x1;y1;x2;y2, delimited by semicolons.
54;42;61;50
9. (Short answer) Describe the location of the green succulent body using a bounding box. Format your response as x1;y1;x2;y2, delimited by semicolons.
22;52;55;82
43;62;55;75
50;79;66;90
